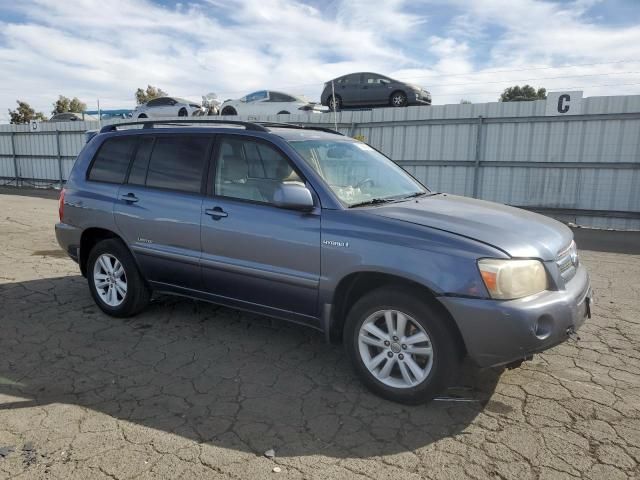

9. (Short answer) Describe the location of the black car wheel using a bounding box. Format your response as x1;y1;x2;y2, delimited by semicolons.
87;239;151;318
178;108;188;117
344;287;461;404
277;111;290;115
390;91;408;107
221;106;238;116
328;95;342;112
138;113;148;119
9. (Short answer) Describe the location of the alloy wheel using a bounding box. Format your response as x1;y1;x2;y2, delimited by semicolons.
358;309;434;388
93;253;127;307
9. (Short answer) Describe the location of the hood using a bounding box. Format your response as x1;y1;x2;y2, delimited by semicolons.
367;194;572;261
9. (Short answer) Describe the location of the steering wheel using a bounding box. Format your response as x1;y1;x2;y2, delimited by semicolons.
355;178;375;189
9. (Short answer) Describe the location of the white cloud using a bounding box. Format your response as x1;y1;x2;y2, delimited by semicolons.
0;0;639;121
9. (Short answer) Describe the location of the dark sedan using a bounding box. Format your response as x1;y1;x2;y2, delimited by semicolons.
321;72;431;111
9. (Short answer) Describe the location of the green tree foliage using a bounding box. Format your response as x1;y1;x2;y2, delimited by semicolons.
460;99;472;104
52;95;87;114
500;85;547;102
8;100;47;124
135;85;168;105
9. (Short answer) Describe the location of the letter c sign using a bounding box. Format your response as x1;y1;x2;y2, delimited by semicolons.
557;94;570;113
546;91;582;116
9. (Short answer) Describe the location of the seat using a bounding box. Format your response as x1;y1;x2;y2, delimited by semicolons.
218;155;265;202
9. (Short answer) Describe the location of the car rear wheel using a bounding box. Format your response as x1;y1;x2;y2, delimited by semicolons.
138;113;148;119
221;106;237;116
277;111;290;115
328;95;342;112
87;239;150;317
390;91;408;107
178;108;188;117
344;287;460;404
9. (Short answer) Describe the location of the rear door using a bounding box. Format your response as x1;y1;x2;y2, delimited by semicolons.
114;134;212;290
200;134;321;321
336;74;362;106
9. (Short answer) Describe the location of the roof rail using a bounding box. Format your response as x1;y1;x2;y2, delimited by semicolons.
99;119;269;134
255;122;344;136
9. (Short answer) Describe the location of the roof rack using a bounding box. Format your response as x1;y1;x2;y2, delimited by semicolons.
255;122;344;136
99;119;269;134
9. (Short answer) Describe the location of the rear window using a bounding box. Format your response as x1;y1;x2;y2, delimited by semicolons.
88;137;137;184
145;136;210;193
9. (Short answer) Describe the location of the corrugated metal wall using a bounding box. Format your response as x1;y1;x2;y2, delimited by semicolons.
1;95;639;229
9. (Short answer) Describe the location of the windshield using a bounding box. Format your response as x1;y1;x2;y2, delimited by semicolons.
288;140;427;206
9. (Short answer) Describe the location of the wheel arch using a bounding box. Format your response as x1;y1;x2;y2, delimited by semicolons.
79;227;126;277
328;271;467;355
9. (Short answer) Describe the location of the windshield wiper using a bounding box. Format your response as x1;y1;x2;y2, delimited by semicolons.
348;198;394;208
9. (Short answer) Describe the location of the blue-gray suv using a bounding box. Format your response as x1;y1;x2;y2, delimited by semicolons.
56;119;592;404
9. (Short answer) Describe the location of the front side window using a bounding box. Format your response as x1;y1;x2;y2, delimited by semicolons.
288;140;426;206
364;74;391;84
88;136;138;184
244;91;268;103
215;137;300;203
145;136;210;193
268;92;296;102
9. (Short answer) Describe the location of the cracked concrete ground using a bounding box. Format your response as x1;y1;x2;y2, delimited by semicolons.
0;192;639;480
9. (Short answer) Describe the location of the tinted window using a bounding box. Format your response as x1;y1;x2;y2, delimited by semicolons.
145;136;210;193
364;74;390;84
269;92;296;102
216;137;300;203
88;137;137;184
128;137;154;185
146;98;162;107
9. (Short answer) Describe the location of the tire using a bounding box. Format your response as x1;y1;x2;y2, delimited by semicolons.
138;113;148;119
327;95;342;112
277;111;290;115
390;91;408;107
344;287;460;404
87;239;150;318
178;108;188;117
221;106;237;116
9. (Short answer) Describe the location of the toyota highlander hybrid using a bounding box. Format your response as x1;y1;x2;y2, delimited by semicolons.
55;119;592;404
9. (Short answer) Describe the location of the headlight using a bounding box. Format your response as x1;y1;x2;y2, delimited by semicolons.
478;259;548;300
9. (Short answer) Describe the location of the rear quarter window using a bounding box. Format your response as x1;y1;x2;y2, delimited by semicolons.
88;136;137;184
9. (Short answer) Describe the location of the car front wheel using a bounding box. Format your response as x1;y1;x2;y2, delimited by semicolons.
87;239;150;317
390;91;408;107
344;287;460;404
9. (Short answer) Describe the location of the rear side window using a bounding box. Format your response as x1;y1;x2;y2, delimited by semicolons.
88;137;137;184
145;136;210;193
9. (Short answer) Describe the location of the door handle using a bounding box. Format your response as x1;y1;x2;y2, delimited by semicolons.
120;193;139;203
205;207;228;219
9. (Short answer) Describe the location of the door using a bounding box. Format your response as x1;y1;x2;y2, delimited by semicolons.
361;73;392;105
200;135;321;319
114;134;212;290
336;74;362;106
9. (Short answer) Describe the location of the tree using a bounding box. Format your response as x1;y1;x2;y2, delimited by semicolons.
135;85;168;105
500;85;547;102
8;100;47;124
460;99;472;104
52;95;87;115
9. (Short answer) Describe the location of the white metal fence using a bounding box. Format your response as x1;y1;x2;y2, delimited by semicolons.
1;95;639;230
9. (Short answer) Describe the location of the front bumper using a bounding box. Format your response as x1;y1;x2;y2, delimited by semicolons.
439;264;592;367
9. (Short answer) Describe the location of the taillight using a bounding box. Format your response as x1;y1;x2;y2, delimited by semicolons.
58;188;66;222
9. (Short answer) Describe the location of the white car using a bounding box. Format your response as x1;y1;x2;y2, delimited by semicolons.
131;97;205;119
219;90;324;116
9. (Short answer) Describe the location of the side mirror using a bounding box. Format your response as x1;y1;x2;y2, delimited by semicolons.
273;183;314;211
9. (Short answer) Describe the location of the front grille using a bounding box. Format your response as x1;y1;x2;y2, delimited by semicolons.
556;241;578;283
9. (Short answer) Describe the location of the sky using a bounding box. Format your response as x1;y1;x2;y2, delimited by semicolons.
1;0;640;121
